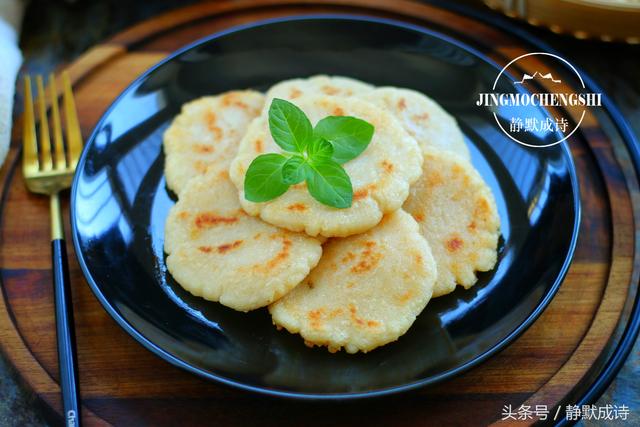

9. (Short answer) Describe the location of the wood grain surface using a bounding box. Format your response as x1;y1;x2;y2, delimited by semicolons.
1;1;638;426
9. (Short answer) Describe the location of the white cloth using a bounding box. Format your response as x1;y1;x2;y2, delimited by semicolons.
0;0;25;167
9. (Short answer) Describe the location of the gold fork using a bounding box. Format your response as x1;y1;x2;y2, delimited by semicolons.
23;72;83;427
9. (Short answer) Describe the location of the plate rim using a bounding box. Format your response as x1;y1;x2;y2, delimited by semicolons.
70;13;582;400
442;1;640;418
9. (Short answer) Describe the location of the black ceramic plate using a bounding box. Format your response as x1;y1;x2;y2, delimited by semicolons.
71;16;580;399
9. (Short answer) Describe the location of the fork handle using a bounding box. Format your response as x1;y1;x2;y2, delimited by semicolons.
52;238;82;427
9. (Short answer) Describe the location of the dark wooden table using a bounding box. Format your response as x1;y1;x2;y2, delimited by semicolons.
2;1;638;426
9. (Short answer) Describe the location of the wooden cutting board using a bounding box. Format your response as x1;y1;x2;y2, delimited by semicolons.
1;1;638;426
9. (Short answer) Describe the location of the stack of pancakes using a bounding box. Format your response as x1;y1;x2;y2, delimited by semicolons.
163;76;500;354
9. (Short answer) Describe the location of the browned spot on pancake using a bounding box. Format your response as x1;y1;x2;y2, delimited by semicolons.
412;112;429;121
414;252;423;265
468;221;477;232
209;126;223;140
194;160;208;173
321;85;340;95
307;281;314;289
446;236;464;252
217;240;243;254
412;212;425;222
397;290;414;303
341;251;356;263
205;111;216;129
193;144;214;154
474;197;491;218
221;93;248;109
198;246;213;253
350;241;382;273
381;160;394;173
348;304;377;328
329;308;343;319
353;184;377;201
287;203;307;212
397;98;407;110
178;211;189;220
221;94;234;106
308;308;325;329
346;281;357;289
452;164;465;175
308;309;323;319
253;232;263;240
205;111;223;138
254;138;263;153
194;212;239;229
332;107;345;116
234;100;249;110
349;304;363;325
289;88;302;99
427;172;444;187
218;170;229;179
258;235;293;270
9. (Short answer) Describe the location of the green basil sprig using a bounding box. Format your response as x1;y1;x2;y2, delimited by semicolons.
244;98;374;209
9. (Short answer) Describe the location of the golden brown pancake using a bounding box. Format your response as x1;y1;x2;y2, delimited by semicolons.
403;148;500;297
163;91;264;194
164;169;323;312
229;95;423;237
269;210;436;353
362;87;470;160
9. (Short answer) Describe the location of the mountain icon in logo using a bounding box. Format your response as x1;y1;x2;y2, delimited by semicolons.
514;71;562;85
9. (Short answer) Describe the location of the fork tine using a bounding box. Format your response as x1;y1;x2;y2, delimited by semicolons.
49;74;66;170
22;76;39;175
36;76;53;171
62;71;82;169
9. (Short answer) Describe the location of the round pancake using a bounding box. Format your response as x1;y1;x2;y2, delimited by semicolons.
264;75;373;106
269;210;436;354
164;170;323;312
361;87;470;160
163;91;264;194
229;95;424;237
403;149;500;297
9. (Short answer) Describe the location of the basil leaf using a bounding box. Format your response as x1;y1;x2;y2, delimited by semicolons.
306;159;353;208
306;137;334;161
281;155;308;185
244;153;290;202
269;98;313;153
313;116;374;164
